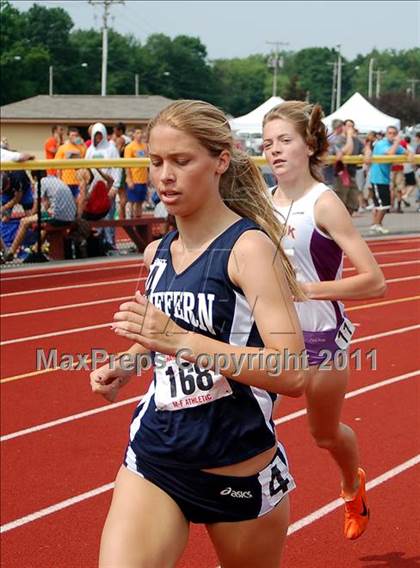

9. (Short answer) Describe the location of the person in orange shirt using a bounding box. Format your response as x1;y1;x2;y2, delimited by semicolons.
124;129;149;218
55;128;86;198
44;125;66;176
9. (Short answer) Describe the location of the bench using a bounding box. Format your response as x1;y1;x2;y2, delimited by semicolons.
44;216;167;260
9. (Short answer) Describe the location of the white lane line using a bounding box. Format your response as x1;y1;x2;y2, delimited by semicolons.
1;396;143;442
1;453;418;536
0;277;143;298
2;355;417;446
1;296;133;318
3;282;418;346
386;275;420;283
0;262;143;282
366;236;420;245
1;249;418;298
274;370;419;426
287;455;420;535
372;248;419;256
351;324;420;344
3;262;419;319
343;259;420;272
0;483;115;534
0;323;112;346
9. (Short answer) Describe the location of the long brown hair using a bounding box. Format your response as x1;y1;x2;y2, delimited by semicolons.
263;101;329;182
147;99;302;298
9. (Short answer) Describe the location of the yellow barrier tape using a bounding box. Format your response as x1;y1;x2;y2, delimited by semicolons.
1;155;419;171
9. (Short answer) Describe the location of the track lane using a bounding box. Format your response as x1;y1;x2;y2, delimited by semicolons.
1;305;419;433
1;237;419;567
283;464;420;568
1;363;417;523
1;373;418;567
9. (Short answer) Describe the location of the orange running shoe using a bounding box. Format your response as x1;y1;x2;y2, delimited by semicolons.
342;468;370;540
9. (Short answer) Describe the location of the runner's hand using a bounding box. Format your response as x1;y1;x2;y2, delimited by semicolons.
112;291;188;354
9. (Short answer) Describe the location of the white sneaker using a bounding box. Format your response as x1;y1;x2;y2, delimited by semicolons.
375;225;389;234
369;224;378;232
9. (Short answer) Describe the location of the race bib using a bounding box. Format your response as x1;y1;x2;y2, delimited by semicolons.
154;354;233;411
335;317;355;349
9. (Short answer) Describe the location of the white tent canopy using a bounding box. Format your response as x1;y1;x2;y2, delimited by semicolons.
229;96;285;133
323;92;400;133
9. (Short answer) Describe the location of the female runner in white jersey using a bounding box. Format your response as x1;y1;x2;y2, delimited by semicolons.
89;100;309;568
262;101;386;540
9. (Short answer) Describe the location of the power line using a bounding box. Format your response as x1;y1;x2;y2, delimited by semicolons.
88;0;125;96
266;41;289;97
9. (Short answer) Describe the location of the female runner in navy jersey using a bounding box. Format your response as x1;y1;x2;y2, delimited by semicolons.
262;101;386;541
90;100;308;567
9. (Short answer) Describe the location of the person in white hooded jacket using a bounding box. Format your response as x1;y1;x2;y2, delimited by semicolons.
85;123;121;251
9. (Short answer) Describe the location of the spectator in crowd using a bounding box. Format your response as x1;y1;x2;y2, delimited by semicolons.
111;122;129;219
1;170;34;218
85;123;121;253
390;137;408;213
77;168;113;220
124;128;149;218
4;170;76;261
335;119;364;214
415;132;420;153
362;131;377;209
401;136;416;205
1;146;34;163
367;125;407;234
85;124;94;148
324;119;344;187
44;125;66;176
1;147;35;220
112;122;130;154
415;132;420;210
55;127;86;198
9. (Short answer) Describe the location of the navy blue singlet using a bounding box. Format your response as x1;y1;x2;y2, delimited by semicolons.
126;218;277;469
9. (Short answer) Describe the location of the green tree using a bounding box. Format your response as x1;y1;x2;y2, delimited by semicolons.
375;92;420;127
139;34;215;101
287;47;343;112
212;55;271;116
351;49;420;99
283;75;307;101
0;1;52;104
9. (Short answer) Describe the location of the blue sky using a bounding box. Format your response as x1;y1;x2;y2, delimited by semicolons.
11;0;420;60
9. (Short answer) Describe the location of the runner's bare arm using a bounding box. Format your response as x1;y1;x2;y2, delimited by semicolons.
303;191;386;301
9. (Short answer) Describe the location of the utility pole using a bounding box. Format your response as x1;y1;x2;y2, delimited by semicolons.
49;65;53;96
375;70;385;99
89;0;125;96
407;78;420;100
327;61;337;113
335;44;342;110
135;73;139;96
266;41;289;97
368;58;375;98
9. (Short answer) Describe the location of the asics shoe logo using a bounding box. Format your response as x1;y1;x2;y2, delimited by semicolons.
220;487;253;499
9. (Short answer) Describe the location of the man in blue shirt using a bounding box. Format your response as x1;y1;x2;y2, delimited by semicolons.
369;126;406;234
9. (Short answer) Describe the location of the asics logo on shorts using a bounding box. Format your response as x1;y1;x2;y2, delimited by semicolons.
220;487;253;499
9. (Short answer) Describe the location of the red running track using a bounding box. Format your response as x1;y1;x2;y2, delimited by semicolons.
1;235;419;567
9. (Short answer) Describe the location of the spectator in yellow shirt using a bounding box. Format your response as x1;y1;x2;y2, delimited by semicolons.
124;129;149;218
55;128;86;197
